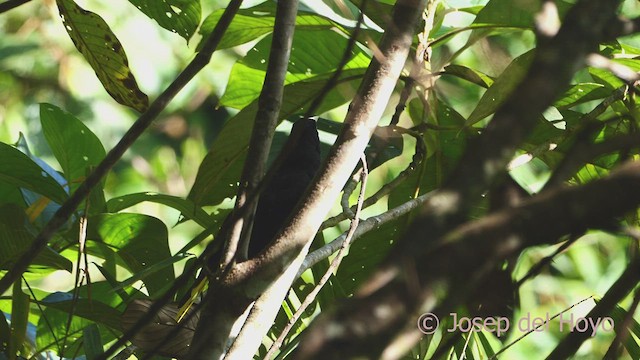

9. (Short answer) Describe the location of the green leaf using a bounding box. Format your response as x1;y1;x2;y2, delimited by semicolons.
40;103;106;213
83;324;103;360
198;2;334;51
106;192;213;228
40;291;122;331
336;219;403;296
603;304;640;359
56;0;149;112
9;280;29;360
347;0;394;30
0;204;72;272
466;49;535;125
473;0;540;28
443;64;494;88
220;29;370;109
128;0;201;41
36;304;116;357
188;74;362;206
554;83;609;110
0;142;68;205
89;213;174;297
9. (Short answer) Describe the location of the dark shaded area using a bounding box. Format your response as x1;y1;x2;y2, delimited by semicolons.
248;118;321;257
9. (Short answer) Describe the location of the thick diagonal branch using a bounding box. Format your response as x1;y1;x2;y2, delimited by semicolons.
293;0;626;357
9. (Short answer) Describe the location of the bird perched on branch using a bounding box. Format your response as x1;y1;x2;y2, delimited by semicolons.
248;118;321;257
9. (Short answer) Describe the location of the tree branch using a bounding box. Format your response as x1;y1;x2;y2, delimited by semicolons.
545;256;640;359
189;0;426;357
223;0;427;295
296;159;640;358
0;0;30;14
293;0;627;357
267;156;368;359
187;0;300;358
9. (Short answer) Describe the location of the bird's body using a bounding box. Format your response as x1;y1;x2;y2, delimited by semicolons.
248;119;321;257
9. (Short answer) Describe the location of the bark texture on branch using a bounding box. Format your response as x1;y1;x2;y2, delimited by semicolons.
293;0;629;358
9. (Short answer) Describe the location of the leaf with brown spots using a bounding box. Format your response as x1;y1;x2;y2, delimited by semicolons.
56;0;149;112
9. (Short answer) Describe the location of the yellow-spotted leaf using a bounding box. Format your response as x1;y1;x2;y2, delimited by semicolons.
56;0;149;112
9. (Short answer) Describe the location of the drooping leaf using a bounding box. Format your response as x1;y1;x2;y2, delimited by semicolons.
89;213;174;297
40;103;106;214
0;142;68;205
0;204;72;272
443;64;494;88
128;0;201;41
466;49;535;125
56;0;149;112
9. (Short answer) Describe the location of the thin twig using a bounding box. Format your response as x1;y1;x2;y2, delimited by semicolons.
23;277;60;353
61;210;89;354
302;190;433;275
322;126;425;229
0;0;31;13
266;155;369;359
516;235;578;287
488;296;594;359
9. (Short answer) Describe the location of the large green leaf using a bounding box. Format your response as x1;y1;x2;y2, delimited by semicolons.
0;142;68;205
188;74;363;207
221;29;370;109
473;0;540;28
56;0;149;112
40;103;106;213
198;2;334;51
89;213;174;297
0;204;72;272
466;49;535;125
106;192;213;228
128;0;201;41
39;290;122;331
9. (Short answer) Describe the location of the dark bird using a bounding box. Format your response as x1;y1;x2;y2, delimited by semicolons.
248;118;321;258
